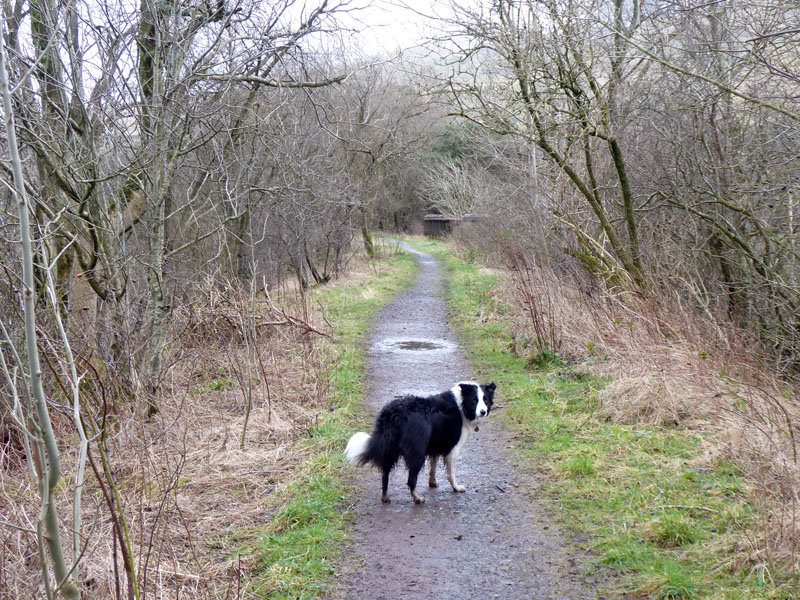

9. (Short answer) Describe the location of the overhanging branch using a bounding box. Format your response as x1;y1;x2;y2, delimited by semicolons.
202;72;348;88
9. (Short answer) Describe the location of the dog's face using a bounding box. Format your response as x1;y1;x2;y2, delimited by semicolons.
456;381;496;422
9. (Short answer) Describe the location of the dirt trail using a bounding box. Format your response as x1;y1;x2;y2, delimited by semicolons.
333;244;604;599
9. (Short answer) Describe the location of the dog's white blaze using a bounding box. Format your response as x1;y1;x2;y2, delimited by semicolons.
452;380;488;422
475;385;488;419
344;432;371;465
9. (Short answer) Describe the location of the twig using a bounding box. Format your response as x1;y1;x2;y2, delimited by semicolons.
657;504;720;513
261;280;331;338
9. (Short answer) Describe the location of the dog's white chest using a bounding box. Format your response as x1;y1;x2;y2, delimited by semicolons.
447;423;472;459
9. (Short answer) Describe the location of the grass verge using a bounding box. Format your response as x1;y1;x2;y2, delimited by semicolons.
403;236;797;600
241;245;417;599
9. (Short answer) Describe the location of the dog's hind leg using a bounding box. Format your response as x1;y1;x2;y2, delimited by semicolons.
401;417;430;504
406;453;426;504
445;454;466;493
381;468;391;503
428;455;439;488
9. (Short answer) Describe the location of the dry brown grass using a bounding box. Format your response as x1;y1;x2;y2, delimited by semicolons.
0;252;392;599
453;235;800;571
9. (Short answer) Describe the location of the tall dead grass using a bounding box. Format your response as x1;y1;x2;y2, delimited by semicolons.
0;267;359;599
452;231;799;573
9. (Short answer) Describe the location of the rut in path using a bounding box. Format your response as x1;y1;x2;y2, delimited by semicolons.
333;244;605;600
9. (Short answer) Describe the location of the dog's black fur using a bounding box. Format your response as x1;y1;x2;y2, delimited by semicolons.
345;381;496;504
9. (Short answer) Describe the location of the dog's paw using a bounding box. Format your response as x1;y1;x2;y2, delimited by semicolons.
428;477;438;488
452;485;466;493
411;492;425;504
381;494;391;503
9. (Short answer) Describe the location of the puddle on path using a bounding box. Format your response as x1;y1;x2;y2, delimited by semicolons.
373;337;456;354
395;340;441;350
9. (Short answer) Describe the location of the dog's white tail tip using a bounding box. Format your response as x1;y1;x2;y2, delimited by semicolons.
344;432;371;465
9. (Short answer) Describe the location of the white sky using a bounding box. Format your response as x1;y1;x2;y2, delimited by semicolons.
342;0;448;57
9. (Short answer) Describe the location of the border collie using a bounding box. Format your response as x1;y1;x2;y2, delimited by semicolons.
344;381;496;504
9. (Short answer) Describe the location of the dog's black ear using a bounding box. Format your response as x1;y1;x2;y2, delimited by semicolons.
486;381;496;393
459;383;479;420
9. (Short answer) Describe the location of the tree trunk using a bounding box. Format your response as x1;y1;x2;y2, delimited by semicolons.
361;223;375;258
235;207;252;280
0;33;82;600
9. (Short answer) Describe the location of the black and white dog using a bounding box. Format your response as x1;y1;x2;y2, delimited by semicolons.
344;381;496;504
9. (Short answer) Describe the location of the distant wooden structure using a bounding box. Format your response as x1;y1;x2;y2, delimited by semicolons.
423;214;459;236
423;213;489;236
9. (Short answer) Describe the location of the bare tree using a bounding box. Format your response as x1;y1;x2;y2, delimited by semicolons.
0;1;370;597
2;0;357;407
631;0;800;374
0;29;84;600
433;0;650;286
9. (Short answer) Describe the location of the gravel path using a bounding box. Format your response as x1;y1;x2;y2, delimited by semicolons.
333;243;605;599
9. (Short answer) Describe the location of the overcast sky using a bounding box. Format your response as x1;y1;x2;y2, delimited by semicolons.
342;0;446;57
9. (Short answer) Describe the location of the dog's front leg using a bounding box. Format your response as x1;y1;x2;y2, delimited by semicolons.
428;455;439;488
445;454;466;493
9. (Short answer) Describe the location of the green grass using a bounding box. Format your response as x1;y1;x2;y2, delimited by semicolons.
400;235;798;600
239;245;418;599
192;377;232;394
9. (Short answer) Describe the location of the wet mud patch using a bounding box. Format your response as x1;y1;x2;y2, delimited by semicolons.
333;241;604;600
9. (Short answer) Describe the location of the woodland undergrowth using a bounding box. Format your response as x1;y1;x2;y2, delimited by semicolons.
0;242;412;600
